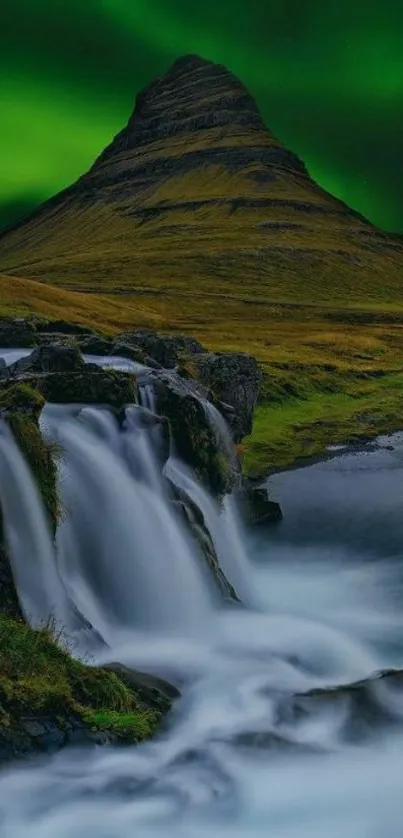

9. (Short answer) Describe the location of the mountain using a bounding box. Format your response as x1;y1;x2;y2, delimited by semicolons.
1;53;402;309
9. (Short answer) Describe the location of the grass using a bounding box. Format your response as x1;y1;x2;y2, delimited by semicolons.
1;98;403;474
243;371;403;476
0;616;162;743
2;273;403;476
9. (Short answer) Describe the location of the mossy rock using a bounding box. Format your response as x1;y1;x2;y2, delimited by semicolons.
8;344;85;375
33;367;137;409
0;616;168;763
155;378;231;496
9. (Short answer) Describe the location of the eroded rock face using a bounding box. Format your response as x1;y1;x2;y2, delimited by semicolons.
116;330;206;369
239;484;283;526
0;318;37;348
8;344;85;375
152;371;233;496
32;367;137;409
183;351;262;442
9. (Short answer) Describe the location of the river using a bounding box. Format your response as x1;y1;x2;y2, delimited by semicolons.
1;349;403;836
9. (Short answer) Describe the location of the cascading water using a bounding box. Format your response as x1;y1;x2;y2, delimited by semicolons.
1;347;403;836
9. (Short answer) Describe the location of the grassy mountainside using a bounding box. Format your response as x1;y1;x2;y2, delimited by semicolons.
1;55;403;473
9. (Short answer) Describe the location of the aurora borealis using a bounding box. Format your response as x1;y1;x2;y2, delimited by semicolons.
2;0;403;231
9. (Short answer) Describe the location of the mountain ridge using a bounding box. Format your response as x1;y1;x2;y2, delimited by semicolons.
0;54;402;307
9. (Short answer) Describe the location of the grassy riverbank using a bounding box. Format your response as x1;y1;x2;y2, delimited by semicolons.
0;617;162;749
2;271;403;477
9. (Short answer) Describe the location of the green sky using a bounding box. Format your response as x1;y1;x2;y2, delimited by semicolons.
1;0;403;231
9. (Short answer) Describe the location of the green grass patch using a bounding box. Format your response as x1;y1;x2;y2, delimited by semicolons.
0;617;164;743
243;371;403;477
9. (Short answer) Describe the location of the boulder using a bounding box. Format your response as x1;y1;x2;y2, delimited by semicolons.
111;342;151;366
78;337;114;356
37;320;93;336
0;317;37;348
116;329;206;369
239;484;283;526
153;371;233;496
8;344;85;375
181;351;262;442
32;367;137;409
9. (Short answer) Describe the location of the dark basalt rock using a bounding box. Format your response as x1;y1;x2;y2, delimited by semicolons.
239;484;283;526
31;367;137;409
281;668;403;742
152;370;233;497
169;483;240;603
0;317;37;348
77;336;114;355
183;351;262;442
8;343;85;375
116;329;205;369
111;342;155;367
38;319;94;336
0;714;115;765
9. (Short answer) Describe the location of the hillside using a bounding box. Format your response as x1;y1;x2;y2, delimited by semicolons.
1;54;402;304
1;54;403;474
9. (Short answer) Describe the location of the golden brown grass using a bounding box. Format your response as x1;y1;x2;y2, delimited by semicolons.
1;104;403;474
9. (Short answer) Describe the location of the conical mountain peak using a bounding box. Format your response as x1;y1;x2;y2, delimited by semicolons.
1;54;402;312
96;54;268;162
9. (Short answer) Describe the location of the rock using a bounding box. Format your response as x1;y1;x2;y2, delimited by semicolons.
116;329;206;369
0;358;9;382
38;319;93;336
103;663;179;706
239;484;283;526
78;336;114;355
0;317;37;348
281;668;403;741
8;344;85;375
32;367;137;409
153;371;232;496
182;351;262;442
169;484;240;602
111;342;151;366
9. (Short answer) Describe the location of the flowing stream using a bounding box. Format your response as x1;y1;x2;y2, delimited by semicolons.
1;349;403;836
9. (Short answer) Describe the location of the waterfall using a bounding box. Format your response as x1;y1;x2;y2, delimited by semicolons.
1;405;229;644
0;421;70;628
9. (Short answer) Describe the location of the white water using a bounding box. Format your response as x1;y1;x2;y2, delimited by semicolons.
1;348;403;835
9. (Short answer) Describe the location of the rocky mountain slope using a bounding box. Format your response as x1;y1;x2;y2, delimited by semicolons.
0;54;402;305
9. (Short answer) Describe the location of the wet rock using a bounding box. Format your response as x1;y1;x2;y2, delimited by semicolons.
8;344;85;375
104;663;179;707
182;351;262;442
78;336;114;355
31;367;137;409
0;715;117;764
153;371;232;496
111;342;152;366
281;668;403;742
116;329;206;369
0;317;37;348
239;484;283;526
168;481;240;603
38;319;93;336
